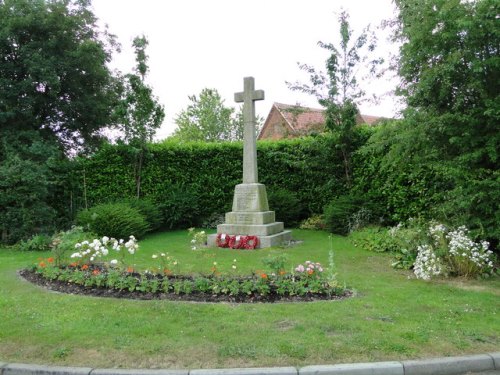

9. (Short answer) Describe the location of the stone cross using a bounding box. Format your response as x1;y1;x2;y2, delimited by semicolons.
235;77;264;184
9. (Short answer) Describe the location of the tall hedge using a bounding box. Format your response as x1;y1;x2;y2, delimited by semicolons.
78;136;346;227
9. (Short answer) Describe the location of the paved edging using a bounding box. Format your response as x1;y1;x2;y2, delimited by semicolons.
0;353;498;375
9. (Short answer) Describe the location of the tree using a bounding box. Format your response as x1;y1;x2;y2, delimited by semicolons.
172;88;256;142
288;10;383;186
394;0;499;169
0;0;122;242
372;0;500;244
0;0;121;152
114;35;165;198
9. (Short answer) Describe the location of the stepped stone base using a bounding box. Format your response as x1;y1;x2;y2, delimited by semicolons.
208;183;292;249
207;230;292;249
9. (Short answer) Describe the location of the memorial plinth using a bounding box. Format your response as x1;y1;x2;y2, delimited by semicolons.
207;77;291;249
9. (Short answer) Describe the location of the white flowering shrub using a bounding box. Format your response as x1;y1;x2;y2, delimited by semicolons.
71;235;138;266
413;223;494;280
446;226;494;278
188;228;207;250
414;244;443;280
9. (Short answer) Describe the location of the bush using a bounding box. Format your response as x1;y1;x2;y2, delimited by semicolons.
76;203;149;239
299;214;326;230
121;199;163;232
17;234;52;252
267;187;304;227
324;193;384;235
51;226;97;266
160;184;201;229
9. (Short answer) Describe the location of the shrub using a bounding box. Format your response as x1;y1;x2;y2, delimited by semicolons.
324;194;384;235
324;195;364;235
299;214;326;230
76;203;149;239
160;184;201;229
267;187;304;227
51;226;97;266
122;199;163;232
17;234;52;252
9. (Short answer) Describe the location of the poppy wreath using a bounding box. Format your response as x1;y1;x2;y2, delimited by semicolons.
228;235;243;249
215;233;232;248
243;235;259;250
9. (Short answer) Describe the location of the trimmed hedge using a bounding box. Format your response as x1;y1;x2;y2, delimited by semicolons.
78;137;347;228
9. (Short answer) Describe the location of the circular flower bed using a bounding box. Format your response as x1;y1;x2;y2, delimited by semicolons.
21;264;350;303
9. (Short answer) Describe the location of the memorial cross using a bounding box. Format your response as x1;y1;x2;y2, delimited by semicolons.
234;77;265;184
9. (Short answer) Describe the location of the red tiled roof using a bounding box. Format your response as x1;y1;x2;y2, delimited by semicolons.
274;102;383;130
274;103;325;132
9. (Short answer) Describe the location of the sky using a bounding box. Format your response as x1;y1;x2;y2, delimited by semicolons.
91;0;401;140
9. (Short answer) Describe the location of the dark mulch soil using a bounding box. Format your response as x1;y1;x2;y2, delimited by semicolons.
19;269;352;303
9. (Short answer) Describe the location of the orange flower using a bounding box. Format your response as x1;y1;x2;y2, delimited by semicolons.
307;269;314;275
47;257;54;263
127;266;134;273
279;270;286;276
81;264;89;270
69;262;77;267
260;273;268;279
163;268;171;275
39;261;46;268
92;269;100;276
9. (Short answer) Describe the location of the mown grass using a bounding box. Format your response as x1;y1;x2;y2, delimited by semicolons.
0;229;498;369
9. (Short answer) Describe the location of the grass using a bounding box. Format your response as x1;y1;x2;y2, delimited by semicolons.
0;229;499;369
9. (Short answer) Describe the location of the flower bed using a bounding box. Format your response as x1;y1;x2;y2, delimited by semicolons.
22;232;349;303
21;264;349;303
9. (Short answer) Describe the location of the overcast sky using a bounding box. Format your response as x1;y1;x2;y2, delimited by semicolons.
91;0;401;140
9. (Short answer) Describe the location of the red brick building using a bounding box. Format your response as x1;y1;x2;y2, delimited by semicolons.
258;103;383;140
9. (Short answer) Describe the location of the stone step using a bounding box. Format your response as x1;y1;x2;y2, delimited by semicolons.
217;222;284;236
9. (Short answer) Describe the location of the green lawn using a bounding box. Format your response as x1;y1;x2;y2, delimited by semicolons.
0;229;498;369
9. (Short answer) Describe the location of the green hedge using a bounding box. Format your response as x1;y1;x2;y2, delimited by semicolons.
78;137;346;228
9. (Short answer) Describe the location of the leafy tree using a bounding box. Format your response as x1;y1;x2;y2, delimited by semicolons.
172;88;256;142
391;0;500;244
288;10;383;186
0;0;121;242
0;0;121;152
114;35;165;198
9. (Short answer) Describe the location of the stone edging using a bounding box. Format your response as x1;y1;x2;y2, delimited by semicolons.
1;353;499;375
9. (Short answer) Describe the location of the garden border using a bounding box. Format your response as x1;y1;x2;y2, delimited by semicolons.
1;352;499;375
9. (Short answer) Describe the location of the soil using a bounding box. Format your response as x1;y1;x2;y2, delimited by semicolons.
19;269;352;303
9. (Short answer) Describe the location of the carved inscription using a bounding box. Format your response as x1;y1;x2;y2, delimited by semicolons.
235;190;257;211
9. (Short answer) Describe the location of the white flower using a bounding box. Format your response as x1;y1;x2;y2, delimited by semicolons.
101;248;109;256
102;236;109;244
110;259;118;266
232;265;236;269
152;254;158;259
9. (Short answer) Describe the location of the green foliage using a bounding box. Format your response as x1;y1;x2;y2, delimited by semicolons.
0;0;121;152
299;214;326;230
16;234;52;252
160;184;201;229
386;0;500;245
51;226;97;267
262;254;289;274
323;194;381;235
172;88;242;142
0;132;60;243
76;203;149;239
121;199;163;232
267;187;304;226
81;136;346;226
288;10;384;186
